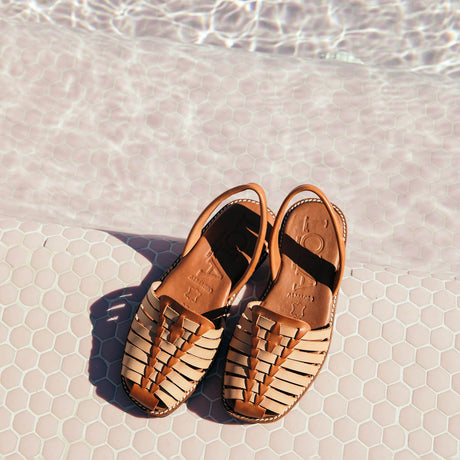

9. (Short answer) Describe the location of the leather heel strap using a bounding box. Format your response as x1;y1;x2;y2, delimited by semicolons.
182;183;268;301
269;184;345;298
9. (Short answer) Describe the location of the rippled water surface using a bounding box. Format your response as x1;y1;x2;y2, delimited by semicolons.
0;0;459;272
2;0;460;77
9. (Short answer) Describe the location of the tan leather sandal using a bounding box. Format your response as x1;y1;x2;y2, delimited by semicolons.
222;184;347;422
121;183;274;416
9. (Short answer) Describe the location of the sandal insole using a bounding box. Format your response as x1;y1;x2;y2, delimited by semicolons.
261;201;344;330
156;202;266;316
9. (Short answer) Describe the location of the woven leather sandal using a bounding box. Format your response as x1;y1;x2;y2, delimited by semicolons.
121;183;274;416
222;184;347;422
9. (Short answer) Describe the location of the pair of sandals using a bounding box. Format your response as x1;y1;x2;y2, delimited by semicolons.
121;183;347;422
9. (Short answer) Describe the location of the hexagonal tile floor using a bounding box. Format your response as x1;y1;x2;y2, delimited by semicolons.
0;217;458;459
0;18;458;275
2;1;460;78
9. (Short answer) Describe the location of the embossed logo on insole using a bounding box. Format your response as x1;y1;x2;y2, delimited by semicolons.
304;215;328;233
186;251;224;302
300;215;328;255
287;266;315;318
300;233;324;253
285;215;327;317
290;303;307;319
290;265;316;291
184;286;202;303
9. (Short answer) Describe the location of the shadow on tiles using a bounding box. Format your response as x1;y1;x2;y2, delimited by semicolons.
87;232;258;423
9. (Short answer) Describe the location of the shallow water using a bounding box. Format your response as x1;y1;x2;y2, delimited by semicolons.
2;0;460;77
0;2;458;273
0;16;458;273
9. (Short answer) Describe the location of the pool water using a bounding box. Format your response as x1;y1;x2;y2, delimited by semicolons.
3;0;460;77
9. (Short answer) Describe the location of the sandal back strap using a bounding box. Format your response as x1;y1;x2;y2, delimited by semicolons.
269;184;346;298
182;183;268;301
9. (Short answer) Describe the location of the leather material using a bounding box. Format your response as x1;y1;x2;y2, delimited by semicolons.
234;400;266;419
121;184;273;416
181;183;268;300
156;199;272;316
223;301;331;421
269;184;346;298
223;184;347;422
130;382;162;412
122;281;223;415
262;200;345;329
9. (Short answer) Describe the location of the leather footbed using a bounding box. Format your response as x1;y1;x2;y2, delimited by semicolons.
121;198;274;416
223;197;346;422
156;201;271;316
261;200;345;329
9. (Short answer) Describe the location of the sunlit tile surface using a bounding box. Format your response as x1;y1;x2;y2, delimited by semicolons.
0;219;458;458
2;1;460;77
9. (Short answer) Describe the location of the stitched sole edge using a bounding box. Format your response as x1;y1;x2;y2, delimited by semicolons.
120;199;274;417
222;199;347;423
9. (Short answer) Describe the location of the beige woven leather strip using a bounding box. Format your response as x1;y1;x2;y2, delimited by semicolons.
173;361;205;381
223;302;331;419
163;368;190;392
124;341;149;362
273;367;312;386
271;377;305;396
127;329;152;353
154;388;176;408
122;356;144;376
264;387;296;406
260;397;287;415
224;388;243;400
121;366;142;385
121;282;222;414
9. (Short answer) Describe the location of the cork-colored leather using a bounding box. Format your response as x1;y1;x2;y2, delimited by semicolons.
121;183;274;416
222;184;347;422
121;281;223;414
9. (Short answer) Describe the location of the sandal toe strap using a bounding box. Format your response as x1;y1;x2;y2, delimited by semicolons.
224;302;331;419
122;282;223;412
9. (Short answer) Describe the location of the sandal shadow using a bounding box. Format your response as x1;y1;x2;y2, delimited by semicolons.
88;232;270;422
88;233;179;418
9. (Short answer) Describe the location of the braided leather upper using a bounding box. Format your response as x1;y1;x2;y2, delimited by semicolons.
223;301;331;420
122;281;223;414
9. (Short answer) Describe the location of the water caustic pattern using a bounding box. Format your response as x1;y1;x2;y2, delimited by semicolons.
0;20;458;273
0;218;458;459
2;0;460;77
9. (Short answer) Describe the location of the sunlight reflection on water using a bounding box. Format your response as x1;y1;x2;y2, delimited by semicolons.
2;0;460;77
